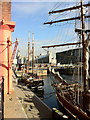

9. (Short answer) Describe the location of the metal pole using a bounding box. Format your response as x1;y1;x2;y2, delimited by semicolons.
1;76;4;120
7;38;10;94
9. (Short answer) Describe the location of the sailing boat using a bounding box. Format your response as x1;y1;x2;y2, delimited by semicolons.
26;33;44;91
43;1;90;120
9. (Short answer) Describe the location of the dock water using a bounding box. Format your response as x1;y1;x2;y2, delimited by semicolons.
4;70;71;120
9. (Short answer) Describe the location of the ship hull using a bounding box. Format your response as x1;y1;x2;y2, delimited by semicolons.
56;92;90;120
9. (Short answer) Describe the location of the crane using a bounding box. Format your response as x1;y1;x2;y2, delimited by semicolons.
11;38;18;65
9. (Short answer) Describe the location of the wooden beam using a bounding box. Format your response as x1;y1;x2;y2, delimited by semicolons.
75;29;90;33
49;3;90;14
44;15;90;25
42;42;81;48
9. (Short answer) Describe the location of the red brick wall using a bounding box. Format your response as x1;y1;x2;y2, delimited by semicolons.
0;2;2;20
0;1;11;21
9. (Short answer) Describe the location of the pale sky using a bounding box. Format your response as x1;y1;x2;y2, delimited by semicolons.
11;1;89;57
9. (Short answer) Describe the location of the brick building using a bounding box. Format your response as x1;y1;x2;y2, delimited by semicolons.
0;1;11;21
0;0;15;94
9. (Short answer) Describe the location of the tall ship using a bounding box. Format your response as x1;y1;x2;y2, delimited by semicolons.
44;0;90;120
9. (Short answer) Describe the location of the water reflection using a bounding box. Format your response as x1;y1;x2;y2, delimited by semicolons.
42;75;78;120
43;75;60;109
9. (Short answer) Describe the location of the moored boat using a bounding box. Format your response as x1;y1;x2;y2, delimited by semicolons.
44;1;90;119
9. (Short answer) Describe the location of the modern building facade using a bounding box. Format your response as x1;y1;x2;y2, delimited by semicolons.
56;48;82;64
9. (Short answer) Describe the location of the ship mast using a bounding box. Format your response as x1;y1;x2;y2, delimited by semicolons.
81;0;86;92
27;32;30;73
32;33;34;75
43;0;90;116
81;0;89;92
44;1;90;92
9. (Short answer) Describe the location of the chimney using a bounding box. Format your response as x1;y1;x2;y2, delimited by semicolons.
0;0;11;21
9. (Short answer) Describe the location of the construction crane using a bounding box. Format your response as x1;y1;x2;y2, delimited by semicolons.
11;38;18;65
